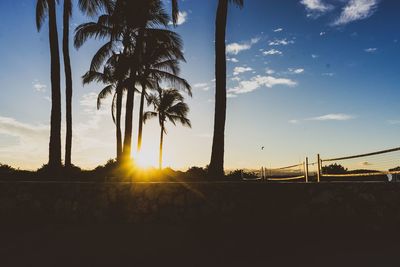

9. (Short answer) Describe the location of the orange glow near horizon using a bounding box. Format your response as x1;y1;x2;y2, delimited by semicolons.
134;150;158;169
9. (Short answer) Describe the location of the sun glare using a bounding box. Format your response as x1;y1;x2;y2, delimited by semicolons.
134;151;157;169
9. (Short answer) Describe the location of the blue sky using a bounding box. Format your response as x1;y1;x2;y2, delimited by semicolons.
0;0;399;170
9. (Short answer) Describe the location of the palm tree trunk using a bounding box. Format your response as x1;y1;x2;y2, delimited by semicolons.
63;0;73;168
48;0;62;169
209;0;228;178
137;82;146;152
159;124;164;170
122;26;145;162
116;85;123;163
122;80;136;163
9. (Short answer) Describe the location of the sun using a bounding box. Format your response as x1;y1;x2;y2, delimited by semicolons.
134;150;157;169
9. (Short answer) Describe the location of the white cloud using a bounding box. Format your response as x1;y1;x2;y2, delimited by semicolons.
320;31;326;36
227;57;239;63
194;83;208;88
266;68;275;75
227;93;238;98
289;119;300;124
333;0;379;26
0;116;48;139
231;77;241;82
0;92;118;169
274;28;283;32
289;68;305;74
300;0;334;14
226;37;260;55
308;113;355;121
263;49;282;56
0;116;49;169
168;11;188;26
226;43;250;55
32;80;47;92
269;38;295;46
233;66;253;76
364;47;377;53
228;75;297;95
311;54;319;59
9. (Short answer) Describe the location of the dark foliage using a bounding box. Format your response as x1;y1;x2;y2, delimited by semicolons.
322;163;348;174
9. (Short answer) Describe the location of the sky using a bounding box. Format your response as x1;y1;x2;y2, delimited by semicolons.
0;0;399;170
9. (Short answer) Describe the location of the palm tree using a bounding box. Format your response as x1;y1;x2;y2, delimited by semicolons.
63;0;114;168
144;88;191;169
75;0;176;164
117;0;172;163
75;1;128;162
63;0;73;168
209;0;244;177
136;29;191;152
36;0;62;169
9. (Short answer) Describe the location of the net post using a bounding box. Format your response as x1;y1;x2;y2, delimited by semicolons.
305;157;309;183
261;167;264;181
317;154;321;183
262;167;266;182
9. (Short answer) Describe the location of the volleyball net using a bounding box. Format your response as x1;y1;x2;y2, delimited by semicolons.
264;162;307;182
319;147;400;181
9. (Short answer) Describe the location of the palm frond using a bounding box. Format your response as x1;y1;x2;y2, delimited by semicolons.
153;71;192;96
74;22;112;49
111;91;117;123
229;0;244;8
143;111;158;123
97;84;115;110
36;0;48;31
82;70;112;85
90;41;114;71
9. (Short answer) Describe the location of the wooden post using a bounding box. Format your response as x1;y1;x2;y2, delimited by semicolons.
305;157;309;183
317;154;321;183
262;166;265;182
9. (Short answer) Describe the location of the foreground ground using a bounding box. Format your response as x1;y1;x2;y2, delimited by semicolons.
1;181;400;266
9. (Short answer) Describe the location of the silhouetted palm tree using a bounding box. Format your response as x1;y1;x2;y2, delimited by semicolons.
36;0;62;169
209;0;244;177
136;29;191;152
82;53;121;119
144;87;191;169
63;0;73;168
75;1;129;162
76;0;182;164
117;0;172;163
63;0;114;167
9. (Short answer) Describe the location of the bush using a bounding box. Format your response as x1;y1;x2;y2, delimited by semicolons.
322;163;348;174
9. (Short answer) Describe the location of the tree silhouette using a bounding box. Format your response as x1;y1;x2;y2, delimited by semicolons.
63;0;112;168
36;0;62;169
76;0;189;166
75;0;129;162
136;29;191;152
209;0;244;177
63;0;73;168
322;163;348;174
144;87;191;169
